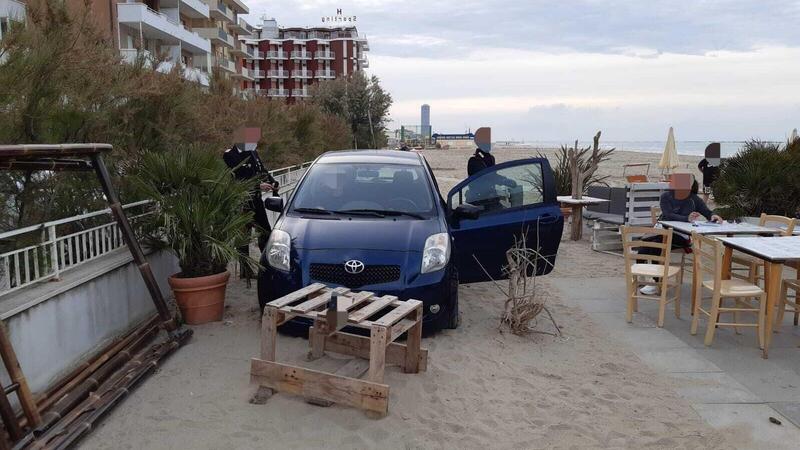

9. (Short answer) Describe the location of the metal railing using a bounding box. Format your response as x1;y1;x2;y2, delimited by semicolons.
0;162;313;296
0;201;153;297
291;88;309;97
252;69;265;78
267;88;289;96
267;70;289;78
314;51;335;59
292;70;313;79
265;51;286;59
290;51;312;60
315;70;336;79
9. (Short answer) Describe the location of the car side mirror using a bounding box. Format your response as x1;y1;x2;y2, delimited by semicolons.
453;203;481;220
264;196;284;213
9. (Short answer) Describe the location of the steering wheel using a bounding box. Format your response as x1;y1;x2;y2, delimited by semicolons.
385;198;419;211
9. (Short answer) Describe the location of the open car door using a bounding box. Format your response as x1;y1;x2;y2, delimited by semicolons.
447;158;564;283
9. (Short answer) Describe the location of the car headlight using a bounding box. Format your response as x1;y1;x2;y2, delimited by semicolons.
421;233;450;274
266;229;291;272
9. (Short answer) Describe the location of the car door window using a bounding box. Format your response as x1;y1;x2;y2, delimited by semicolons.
451;162;544;214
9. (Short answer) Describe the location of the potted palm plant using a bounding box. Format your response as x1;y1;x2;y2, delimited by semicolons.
134;148;258;325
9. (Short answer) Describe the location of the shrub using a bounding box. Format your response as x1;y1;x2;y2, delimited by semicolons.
712;140;800;218
133;148;258;278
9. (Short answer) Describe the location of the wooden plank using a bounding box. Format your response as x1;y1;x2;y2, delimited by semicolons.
269;283;327;308
308;323;326;360
368;325;388;383
349;296;397;323
290;287;350;313
403;310;423;374
306;359;370;407
250;358;389;414
341;291;376;311
261;307;278;361
373;300;421;327
325;330;427;372
390;318;418;342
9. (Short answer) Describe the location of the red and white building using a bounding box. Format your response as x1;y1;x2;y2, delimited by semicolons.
240;18;369;100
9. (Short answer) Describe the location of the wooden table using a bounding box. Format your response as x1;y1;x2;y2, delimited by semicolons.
557;196;610;241
659;221;786;317
716;236;800;358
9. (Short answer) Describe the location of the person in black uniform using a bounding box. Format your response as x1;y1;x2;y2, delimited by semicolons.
697;142;721;202
467;148;495;176
223;143;278;281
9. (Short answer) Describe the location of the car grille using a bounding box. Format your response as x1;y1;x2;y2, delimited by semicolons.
309;263;401;288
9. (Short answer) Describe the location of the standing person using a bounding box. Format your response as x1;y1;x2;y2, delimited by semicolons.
639;173;723;295
697;142;721;202
467;126;494;176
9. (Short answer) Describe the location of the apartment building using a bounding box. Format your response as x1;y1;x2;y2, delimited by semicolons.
241;18;369;100
2;0;254;91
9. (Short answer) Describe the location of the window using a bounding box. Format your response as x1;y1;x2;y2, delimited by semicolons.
452;162;544;214
292;163;435;216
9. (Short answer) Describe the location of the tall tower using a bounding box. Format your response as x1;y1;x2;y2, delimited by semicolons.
420;104;431;140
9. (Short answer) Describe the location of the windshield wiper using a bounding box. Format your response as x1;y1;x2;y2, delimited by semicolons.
293;207;333;215
338;209;426;220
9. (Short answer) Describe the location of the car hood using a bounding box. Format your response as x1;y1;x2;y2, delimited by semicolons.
279;215;445;252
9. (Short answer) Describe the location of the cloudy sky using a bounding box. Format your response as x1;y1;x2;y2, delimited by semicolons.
245;0;800;142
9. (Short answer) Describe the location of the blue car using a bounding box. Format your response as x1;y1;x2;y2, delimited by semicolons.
258;150;564;333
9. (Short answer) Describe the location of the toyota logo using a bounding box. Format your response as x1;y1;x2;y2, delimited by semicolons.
344;260;365;274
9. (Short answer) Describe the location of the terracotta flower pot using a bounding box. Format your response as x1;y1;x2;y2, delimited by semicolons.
168;271;230;325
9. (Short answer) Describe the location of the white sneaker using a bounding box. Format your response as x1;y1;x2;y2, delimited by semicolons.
640;285;660;295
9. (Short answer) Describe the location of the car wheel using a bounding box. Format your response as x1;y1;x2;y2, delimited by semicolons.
443;268;461;329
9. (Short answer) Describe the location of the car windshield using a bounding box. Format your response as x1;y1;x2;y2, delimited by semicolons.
291;162;435;217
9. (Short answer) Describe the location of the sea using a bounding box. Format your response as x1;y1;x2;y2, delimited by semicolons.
496;141;776;157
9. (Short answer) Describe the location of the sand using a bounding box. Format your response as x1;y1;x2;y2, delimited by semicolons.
79;149;740;450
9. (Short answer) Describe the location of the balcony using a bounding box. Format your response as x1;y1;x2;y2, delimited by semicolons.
292;69;313;79
215;56;236;73
178;0;209;19
119;49;209;86
358;55;369;68
315;69;336;79
252;69;265;78
268;88;289;97
265;51;287;59
230;17;252;37
207;0;234;22
251;49;263;59
236;66;254;80
290;51;312;60
314;51;335;60
267;69;289;78
227;0;249;14
291;88;309;97
117;3;211;54
231;40;248;56
196;27;234;48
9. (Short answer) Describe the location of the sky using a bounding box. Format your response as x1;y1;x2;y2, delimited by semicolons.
244;0;800;142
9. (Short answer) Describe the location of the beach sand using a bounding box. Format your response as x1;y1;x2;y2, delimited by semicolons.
79;149;741;450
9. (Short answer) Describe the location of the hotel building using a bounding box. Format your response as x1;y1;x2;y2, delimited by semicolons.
240;18;369;100
2;0;254;92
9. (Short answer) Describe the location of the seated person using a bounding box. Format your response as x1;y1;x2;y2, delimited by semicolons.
639;173;722;295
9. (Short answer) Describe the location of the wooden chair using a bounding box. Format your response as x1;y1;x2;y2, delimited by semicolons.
651;205;693;279
731;214;796;284
690;233;767;347
622;226;683;327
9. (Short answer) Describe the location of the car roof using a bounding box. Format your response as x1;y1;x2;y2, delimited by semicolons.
316;150;423;166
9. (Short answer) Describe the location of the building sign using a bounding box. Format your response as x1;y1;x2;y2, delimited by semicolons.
322;9;357;24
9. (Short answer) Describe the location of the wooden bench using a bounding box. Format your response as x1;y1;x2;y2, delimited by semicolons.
250;284;428;417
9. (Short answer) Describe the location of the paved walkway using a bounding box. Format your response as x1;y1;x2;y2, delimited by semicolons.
551;275;800;449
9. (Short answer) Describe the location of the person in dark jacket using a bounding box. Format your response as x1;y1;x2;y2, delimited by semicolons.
697;142;721;202
639;173;722;295
223;143;279;283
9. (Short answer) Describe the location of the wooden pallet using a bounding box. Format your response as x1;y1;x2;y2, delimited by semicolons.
250;284;428;417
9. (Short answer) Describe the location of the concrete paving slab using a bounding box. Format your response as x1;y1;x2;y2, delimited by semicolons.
673;372;761;404
634;348;722;373
692;403;800;450
771;402;800;428
700;349;800;402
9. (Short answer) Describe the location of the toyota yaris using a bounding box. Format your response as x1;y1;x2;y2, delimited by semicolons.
258;150;564;333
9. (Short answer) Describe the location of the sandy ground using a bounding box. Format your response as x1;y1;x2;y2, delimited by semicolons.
79;150;741;450
422;146;702;195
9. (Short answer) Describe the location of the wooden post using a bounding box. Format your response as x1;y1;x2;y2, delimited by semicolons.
367;325;388;383
0;321;41;427
403;306;422;374
308;320;326;361
261;307;278;362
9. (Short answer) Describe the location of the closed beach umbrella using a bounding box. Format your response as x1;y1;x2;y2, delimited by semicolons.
791;128;798;142
659;127;679;171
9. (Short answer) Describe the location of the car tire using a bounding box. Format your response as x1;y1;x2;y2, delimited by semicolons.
442;268;461;329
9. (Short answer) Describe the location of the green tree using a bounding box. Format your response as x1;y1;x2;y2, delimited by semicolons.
310;71;392;149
